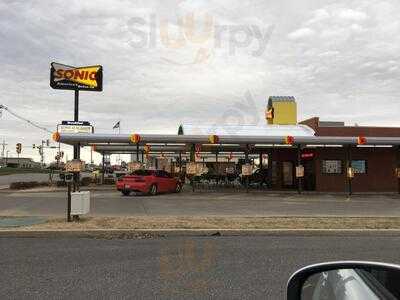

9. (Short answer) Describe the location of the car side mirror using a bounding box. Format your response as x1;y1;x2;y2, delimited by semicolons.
287;261;400;300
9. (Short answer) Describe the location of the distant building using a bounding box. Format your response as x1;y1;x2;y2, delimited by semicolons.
0;157;41;168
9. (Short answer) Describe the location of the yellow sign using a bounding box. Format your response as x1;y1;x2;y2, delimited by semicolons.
347;167;355;178
296;165;304;178
128;162;142;172
65;159;85;173
186;163;208;175
50;62;103;91
241;164;252;176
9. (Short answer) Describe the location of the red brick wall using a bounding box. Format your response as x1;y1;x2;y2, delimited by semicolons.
316;126;400;137
315;147;398;192
300;117;400;137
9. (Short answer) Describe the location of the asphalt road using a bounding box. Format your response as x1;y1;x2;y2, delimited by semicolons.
1;234;400;299
1;189;400;217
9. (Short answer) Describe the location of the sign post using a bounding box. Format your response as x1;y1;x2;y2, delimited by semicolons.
296;145;303;194
65;160;85;222
73;90;80;193
50;62;102;222
397;146;400;194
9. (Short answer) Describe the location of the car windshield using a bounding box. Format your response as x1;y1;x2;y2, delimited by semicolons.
130;170;153;176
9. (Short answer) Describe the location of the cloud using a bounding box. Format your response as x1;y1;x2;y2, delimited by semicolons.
287;27;315;40
0;0;399;164
337;8;368;21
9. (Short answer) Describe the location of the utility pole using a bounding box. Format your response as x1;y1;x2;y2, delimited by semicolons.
1;140;7;159
1;140;7;166
38;140;46;168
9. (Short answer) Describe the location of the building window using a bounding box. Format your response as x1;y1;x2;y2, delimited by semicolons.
352;160;367;174
322;160;342;174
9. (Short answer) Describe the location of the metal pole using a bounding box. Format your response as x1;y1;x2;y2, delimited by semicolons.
215;150;219;186
347;145;352;196
397;146;400;194
190;144;195;192
67;181;72;222
179;151;182;173
297;145;302;194
73;89;80;192
136;143;139;161
245;144;249;193
102;152;105;184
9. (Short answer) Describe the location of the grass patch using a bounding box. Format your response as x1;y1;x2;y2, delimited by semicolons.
0;167;53;176
12;216;400;231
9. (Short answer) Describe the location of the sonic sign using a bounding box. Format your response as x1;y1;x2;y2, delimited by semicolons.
50;62;103;91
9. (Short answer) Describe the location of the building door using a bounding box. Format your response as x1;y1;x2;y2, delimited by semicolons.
282;161;294;187
302;159;316;190
271;161;279;188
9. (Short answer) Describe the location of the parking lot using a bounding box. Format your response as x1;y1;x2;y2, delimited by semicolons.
1;187;400;217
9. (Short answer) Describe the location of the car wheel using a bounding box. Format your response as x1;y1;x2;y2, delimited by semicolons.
149;184;158;196
175;183;182;193
122;190;131;196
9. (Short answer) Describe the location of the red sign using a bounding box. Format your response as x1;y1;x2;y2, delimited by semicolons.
301;152;314;159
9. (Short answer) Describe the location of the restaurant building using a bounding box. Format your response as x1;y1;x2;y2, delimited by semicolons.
55;96;400;193
298;117;400;192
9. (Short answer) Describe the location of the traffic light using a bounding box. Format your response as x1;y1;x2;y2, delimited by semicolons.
16;143;22;154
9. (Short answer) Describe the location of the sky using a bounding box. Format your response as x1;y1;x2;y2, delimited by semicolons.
0;0;399;164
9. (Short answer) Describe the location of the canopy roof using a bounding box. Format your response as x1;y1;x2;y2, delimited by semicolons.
178;124;315;137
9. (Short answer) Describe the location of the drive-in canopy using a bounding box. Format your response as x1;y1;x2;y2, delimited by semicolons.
53;132;400;146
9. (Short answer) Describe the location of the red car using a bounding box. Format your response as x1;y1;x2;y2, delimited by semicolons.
116;169;182;196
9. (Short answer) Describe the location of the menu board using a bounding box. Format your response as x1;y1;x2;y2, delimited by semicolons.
322;160;342;174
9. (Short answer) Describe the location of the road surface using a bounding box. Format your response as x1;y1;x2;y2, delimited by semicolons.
0;190;400;217
1;234;399;299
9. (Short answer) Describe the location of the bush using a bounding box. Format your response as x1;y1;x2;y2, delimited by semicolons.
10;181;40;190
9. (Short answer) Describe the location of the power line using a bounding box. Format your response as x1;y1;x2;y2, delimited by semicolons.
0;104;52;133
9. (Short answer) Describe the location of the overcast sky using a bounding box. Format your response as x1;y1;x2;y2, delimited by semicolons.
0;0;399;164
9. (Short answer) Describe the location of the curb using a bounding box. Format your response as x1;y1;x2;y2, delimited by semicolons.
1;228;400;239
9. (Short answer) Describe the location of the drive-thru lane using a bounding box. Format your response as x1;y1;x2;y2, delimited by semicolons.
0;189;400;217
